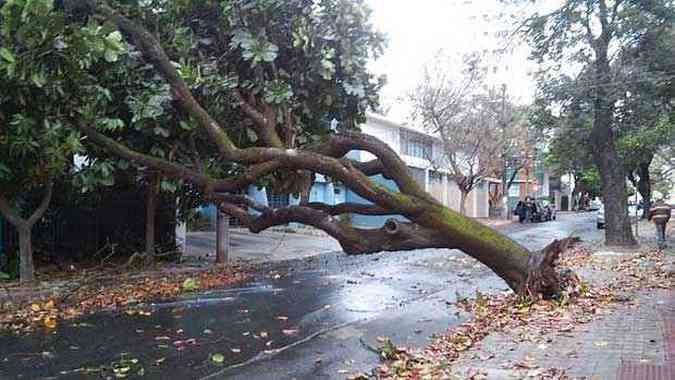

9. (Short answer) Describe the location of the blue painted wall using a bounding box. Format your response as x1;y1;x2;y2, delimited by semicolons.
346;174;407;227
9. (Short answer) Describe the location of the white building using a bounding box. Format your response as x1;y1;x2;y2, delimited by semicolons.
353;113;495;220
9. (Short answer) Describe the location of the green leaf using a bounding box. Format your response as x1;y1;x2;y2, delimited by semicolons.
182;278;198;291
0;47;15;63
211;353;225;364
160;180;177;193
104;49;119;63
179;121;194;131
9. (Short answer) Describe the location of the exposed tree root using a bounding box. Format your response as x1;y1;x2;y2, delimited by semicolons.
523;237;581;300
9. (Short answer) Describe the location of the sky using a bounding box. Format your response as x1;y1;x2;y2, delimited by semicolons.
366;0;543;122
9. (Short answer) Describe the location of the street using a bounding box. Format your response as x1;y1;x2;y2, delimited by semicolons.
0;213;600;379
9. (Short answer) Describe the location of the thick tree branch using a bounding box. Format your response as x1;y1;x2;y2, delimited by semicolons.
78;124;215;189
347;158;385;176
211;193;270;213
233;90;286;148
311;132;432;199
218;201;452;255
188;134;204;174
0;181;53;229
211;162;282;193
305;202;395;216
27;181;54;226
90;1;237;156
0;194;27;229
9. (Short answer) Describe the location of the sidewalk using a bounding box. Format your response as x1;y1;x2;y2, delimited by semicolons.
367;229;675;379
448;238;675;379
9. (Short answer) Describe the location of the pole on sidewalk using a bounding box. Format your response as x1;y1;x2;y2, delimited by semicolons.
634;191;639;238
216;209;230;264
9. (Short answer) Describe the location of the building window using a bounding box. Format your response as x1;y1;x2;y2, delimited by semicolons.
400;129;432;159
430;171;443;184
267;193;290;209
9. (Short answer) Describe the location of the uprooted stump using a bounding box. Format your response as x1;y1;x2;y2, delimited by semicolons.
523;237;582;300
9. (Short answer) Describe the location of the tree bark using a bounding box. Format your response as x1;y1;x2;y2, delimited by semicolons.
145;174;160;266
459;190;468;216
17;226;34;283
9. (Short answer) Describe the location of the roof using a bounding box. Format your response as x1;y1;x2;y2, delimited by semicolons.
366;112;440;139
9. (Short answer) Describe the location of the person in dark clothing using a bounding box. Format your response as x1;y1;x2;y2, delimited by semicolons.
516;200;527;223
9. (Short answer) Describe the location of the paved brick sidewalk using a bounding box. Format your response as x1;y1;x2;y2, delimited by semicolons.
449;248;675;380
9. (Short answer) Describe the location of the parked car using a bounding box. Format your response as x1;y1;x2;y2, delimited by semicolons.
627;203;644;220
526;199;556;223
539;200;557;221
596;205;605;229
589;198;603;211
597;203;642;229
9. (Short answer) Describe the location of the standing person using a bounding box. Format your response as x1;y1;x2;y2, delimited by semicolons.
516;200;526;223
647;197;672;249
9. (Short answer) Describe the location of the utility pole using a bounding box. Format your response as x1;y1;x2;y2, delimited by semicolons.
500;84;509;219
216;207;230;264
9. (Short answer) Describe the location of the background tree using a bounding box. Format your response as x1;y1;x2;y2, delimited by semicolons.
520;0;675;246
409;55;506;215
615;24;675;216
491;100;543;216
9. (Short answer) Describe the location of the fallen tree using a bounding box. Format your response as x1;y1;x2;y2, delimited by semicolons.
50;0;577;298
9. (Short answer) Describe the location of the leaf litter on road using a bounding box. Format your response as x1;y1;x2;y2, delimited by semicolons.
0;265;251;333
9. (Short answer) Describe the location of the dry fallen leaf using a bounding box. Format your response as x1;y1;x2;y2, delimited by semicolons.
43;316;57;329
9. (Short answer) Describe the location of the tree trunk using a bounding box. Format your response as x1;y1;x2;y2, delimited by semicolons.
0;182;53;283
145;174;160;266
459;190;468;216
215;209;229;264
594;135;635;245
637;160;652;219
17;226;34;283
400;202;576;298
591;42;636;246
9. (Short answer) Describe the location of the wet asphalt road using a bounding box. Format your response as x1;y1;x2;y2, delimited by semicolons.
0;213;599;380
